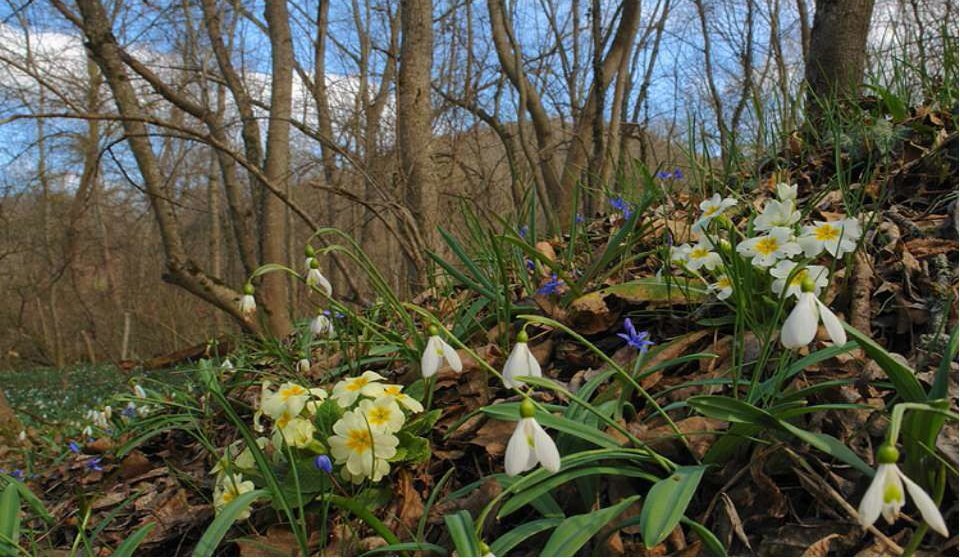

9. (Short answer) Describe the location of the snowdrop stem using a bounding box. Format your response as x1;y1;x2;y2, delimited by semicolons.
887;402;958;447
424;375;436;411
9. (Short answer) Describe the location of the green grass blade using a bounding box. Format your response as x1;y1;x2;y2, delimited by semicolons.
443;510;481;557
931;326;957;399
480;403;621;449
111;522;156;557
639;465;707;547
499;465;657;518
0;483;21;556
490;518;562;556
360;542;448;556
323;494;400;546
193;489;267;556
540;495;641;556
843;323;926;402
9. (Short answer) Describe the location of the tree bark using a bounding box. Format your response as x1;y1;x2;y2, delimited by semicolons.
804;0;876;109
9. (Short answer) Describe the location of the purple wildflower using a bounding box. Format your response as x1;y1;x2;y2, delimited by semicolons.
11;469;24;481
68;441;81;454
536;274;563;296
656;170;670;179
617;318;655;353
518;225;529;239
609;196;633;219
525;259;536;272
672;168;684;180
575;213;585;224
314;455;333;473
86;457;104;472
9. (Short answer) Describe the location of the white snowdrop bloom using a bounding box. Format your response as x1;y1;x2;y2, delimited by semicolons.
357;397;406;434
798;218;861;258
310;312;335;338
82;425;93;438
780;291;847;348
132;384;147;399
505;401;561;476
420;329;462;378
222;358;235;371
684;239;723;271
502;331;542;389
238;282;257;315
17;430;26;442
753;199;802;231
213;473;256;520
331;371;386;407
710;275;733;300
858;446;948;537
297;358;311;374
736;227;802;268
103;406;112;420
305;259;333;297
769;261;829;299
328;410;399;482
776;182;797;201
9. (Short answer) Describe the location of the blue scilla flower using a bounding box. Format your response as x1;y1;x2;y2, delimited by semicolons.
68;441;81;454
672;168;683;180
609;196;633;219
86;457;104;472
656;170;670;179
518;225;529;239
575;213;585;224
536;274;563;296
617;318;654;353
314;454;333;473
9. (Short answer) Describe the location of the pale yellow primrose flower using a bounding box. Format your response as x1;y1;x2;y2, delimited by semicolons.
684;239;723;271
271;414;317;449
213;473;256;520
769;260;829;299
328;410;398;482
366;383;424;413
710;275;733;300
736;227;802;268
775;182;797;202
753;199;801;231
358;397;405;433
260;382;311;420
798;218;861;258
332;371;385;407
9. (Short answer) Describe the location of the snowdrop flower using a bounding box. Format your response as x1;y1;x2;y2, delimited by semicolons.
769;261;829;298
420;326;462;379
798;218;861;258
858;445;948;536
780;278;847;348
297;358;311;374
271;415;316;449
328;410;398;482
238;283;256;315
505;399;561;476
81;425;93;438
754;199;802;231
332;371;385;407
310;311;336;338
684;239;723;271
132;384;147;399
260;382;311;420
17;430;26;442
502;330;542;389
736;227;802;268
304;245;316;271
366;384;424;413
358;397;405;434
710;275;733;300
214;474;256;520
222;358;235;371
775;182;797;202
305;258;333;297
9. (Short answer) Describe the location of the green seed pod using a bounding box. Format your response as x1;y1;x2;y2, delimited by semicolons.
519;398;536;418
243;282;255;295
516;329;529;343
876;444;900;464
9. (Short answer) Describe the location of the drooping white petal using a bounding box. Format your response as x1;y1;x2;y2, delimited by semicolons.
530;419;561;473
858;466;887;528
899;470;949;536
502;342;539;388
441;339;463;372
421;337;441;378
815;298;847;345
504;420;533;476
781;292;819;348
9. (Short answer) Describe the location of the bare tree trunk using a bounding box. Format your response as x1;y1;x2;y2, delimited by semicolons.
804;0;876;111
398;0;437;288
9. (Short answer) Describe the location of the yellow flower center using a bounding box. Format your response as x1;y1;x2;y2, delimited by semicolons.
755;236;780;256
813;224;840;241
689;247;710;259
703;206;720;217
384;386;402;396
222;490;237;504
346;378;369;392
367;407;392;426
716;277;731;288
280;385;307;399
346;428;373;454
789;269;809;286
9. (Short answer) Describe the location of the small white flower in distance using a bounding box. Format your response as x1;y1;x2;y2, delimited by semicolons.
420;326;462;378
769;260;829;299
698;193;738;222
310;311;335;337
858;445;948;537
798;217;861;258
502;330;542;389
754;199;802;231
504;399;560;476
238;283;256;315
780;285;846;349
305;258;333;297
668;243;692;266
736;227;802;268
297;358;311;374
775;182;797;201
132;384;147;399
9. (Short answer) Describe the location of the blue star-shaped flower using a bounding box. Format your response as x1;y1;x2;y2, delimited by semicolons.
609;196;633;219
536;274;563;296
617;318;654;353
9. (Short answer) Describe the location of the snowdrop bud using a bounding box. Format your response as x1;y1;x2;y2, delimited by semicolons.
18;430;26;442
297;358;311;373
304;245;315;259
